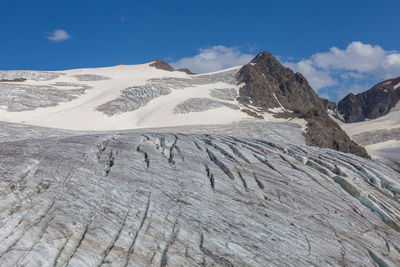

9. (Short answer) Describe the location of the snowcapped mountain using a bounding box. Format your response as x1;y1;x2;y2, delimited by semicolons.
0;63;252;130
338;76;400;123
334;77;400;172
0;52;368;158
1;52;400;266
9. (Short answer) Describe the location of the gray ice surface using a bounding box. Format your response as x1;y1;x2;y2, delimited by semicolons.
210;88;237;101
0;83;88;111
0;70;61;81
0;121;400;266
96;84;171;116
74;74;110;81
174;98;239;113
96;68;238;116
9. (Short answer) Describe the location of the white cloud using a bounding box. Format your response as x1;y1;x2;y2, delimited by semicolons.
170;45;254;73
283;59;337;90
284;41;400;99
311;41;400;77
47;29;70;42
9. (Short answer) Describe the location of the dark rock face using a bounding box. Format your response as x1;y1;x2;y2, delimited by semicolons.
0;78;26;82
338;77;400;123
322;98;337;111
236;51;325;113
150;60;194;75
304;109;370;158
177;68;195;75
237;51;369;158
149;59;175;72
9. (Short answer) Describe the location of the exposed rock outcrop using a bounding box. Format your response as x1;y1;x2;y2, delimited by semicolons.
237;52;324;112
177;68;195;75
149;59;176;72
236;51;369;158
304;109;370;158
0;78;26;82
322;98;337;111
150;60;194;75
338;76;400;123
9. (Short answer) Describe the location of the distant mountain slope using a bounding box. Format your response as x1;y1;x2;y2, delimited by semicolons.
332;77;400;172
338;76;400;123
0;121;399;266
0;54;368;158
0;63;253;130
236;51;369;158
237;52;324;112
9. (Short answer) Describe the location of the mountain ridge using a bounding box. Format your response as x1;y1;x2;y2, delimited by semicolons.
0;51;368;159
236;51;369;158
338;76;400;123
2;52;400;266
334;76;400;173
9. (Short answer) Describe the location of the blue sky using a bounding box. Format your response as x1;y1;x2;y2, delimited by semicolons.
1;0;400;101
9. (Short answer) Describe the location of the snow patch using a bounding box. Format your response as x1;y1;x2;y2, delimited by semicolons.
272;93;287;112
238;82;246;89
0;63;305;131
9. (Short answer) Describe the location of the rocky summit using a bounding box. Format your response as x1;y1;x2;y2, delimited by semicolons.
236;51;369;158
336;76;400;175
338;76;400;123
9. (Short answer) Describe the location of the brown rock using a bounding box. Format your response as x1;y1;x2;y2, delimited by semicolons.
302;109;370;158
338;76;400;122
177;68;195;75
241;109;264;119
149;59;175;72
236;51;325;113
0;78;26;82
237;51;369;158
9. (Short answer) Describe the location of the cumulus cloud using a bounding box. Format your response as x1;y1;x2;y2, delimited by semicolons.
284;41;400;100
47;29;70;42
312;42;400;77
284;59;337;90
170;45;254;73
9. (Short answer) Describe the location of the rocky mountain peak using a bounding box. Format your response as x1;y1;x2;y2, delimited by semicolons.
149;59;175;72
149;59;194;74
237;51;324;113
236;50;369;158
338;76;400;122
